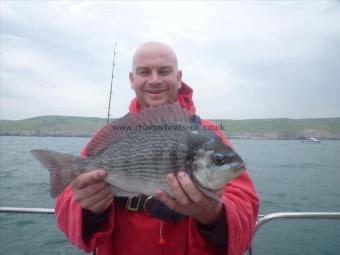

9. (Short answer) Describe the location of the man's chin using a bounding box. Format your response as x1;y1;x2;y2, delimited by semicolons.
146;98;176;107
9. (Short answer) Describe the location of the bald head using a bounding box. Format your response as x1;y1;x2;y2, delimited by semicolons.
129;41;182;107
132;41;178;71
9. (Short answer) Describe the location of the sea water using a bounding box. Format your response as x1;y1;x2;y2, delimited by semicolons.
0;136;339;254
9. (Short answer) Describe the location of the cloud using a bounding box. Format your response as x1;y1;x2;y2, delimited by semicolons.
1;1;339;120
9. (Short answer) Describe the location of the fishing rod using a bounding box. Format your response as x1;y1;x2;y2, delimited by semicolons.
107;42;117;124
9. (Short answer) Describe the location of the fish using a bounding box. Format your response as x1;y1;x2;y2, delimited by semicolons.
31;102;246;201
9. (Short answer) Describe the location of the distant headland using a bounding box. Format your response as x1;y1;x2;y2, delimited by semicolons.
1;116;339;140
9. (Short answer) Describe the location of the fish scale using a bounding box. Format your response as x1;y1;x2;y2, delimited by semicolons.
31;102;246;200
83;128;190;195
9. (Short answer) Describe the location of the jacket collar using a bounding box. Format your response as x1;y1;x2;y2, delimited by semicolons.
128;81;196;115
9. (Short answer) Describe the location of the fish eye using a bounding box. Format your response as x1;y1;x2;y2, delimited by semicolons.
212;153;225;165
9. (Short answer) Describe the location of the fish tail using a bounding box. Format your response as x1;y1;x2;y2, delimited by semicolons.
31;149;83;198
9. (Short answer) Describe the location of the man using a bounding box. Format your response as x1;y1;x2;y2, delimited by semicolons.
55;42;259;255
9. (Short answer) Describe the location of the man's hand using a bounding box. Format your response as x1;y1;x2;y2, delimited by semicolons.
71;170;114;214
155;171;224;225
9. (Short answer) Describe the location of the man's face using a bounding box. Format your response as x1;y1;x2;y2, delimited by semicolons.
129;46;182;107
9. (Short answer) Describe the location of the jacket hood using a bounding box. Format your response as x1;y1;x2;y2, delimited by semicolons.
128;81;196;115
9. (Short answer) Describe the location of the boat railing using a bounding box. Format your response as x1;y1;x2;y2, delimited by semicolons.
1;207;340;254
248;212;340;255
0;207;54;214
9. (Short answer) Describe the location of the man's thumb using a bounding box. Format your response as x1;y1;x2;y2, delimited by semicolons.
72;170;107;189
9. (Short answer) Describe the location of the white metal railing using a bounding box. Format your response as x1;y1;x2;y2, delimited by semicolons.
1;208;340;255
248;212;340;255
0;207;54;214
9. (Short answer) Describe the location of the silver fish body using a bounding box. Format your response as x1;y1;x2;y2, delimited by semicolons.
31;103;246;199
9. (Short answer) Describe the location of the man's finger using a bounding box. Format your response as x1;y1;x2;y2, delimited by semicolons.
155;190;179;213
73;180;108;202
82;183;113;207
177;171;204;204
166;173;190;206
86;190;114;214
71;170;107;190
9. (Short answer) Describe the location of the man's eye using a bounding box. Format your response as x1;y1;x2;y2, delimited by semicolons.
138;70;149;76
159;70;171;75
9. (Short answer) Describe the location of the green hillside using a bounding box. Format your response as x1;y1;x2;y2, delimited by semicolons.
0;116;108;136
1;116;340;139
216;118;340;135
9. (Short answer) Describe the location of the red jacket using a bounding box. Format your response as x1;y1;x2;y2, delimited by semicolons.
55;82;260;255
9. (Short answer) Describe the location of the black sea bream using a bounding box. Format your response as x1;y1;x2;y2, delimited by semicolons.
31;103;246;200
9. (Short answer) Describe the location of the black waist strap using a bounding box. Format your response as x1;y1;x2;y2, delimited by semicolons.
115;195;148;211
114;195;185;222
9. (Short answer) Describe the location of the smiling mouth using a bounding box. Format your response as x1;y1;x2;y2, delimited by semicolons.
145;90;165;94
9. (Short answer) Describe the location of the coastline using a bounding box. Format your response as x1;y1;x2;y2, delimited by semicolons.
1;116;339;140
1;133;339;140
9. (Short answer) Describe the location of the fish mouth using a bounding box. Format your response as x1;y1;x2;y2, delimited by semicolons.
233;162;247;172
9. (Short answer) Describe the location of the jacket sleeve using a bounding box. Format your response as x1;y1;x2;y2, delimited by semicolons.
188;119;260;255
55;139;116;253
55;187;115;252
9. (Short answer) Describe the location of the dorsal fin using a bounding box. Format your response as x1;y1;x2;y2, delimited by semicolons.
84;102;191;156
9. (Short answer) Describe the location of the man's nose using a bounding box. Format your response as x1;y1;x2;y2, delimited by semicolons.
149;71;161;84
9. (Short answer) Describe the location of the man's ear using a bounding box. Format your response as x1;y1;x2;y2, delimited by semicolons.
129;72;135;89
177;70;182;88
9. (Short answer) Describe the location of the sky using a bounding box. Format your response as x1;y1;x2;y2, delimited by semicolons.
1;0;339;120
